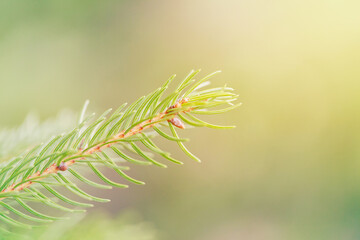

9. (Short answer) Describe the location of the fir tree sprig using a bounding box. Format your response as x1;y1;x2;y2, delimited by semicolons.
0;70;240;232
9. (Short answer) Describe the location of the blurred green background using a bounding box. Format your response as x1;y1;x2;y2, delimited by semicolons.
1;0;360;239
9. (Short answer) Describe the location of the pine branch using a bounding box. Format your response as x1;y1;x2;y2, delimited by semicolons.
0;70;241;232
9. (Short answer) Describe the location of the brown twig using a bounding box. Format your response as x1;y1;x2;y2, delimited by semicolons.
0;99;189;200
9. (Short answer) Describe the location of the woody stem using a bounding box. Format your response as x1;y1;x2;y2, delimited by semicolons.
0;99;189;200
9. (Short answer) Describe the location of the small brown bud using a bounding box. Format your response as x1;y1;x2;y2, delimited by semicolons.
58;162;68;171
169;102;181;110
168;117;185;129
180;98;190;104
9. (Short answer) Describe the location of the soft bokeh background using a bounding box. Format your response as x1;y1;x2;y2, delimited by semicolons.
1;0;360;239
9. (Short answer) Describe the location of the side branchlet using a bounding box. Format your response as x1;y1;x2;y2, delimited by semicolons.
0;70;240;233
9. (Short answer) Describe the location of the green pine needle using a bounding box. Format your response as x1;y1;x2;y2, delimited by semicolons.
0;70;240;232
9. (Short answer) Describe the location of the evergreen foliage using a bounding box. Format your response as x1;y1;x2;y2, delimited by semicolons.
0;70;240;234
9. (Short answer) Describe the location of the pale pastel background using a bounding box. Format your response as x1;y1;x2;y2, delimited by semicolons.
0;1;360;239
